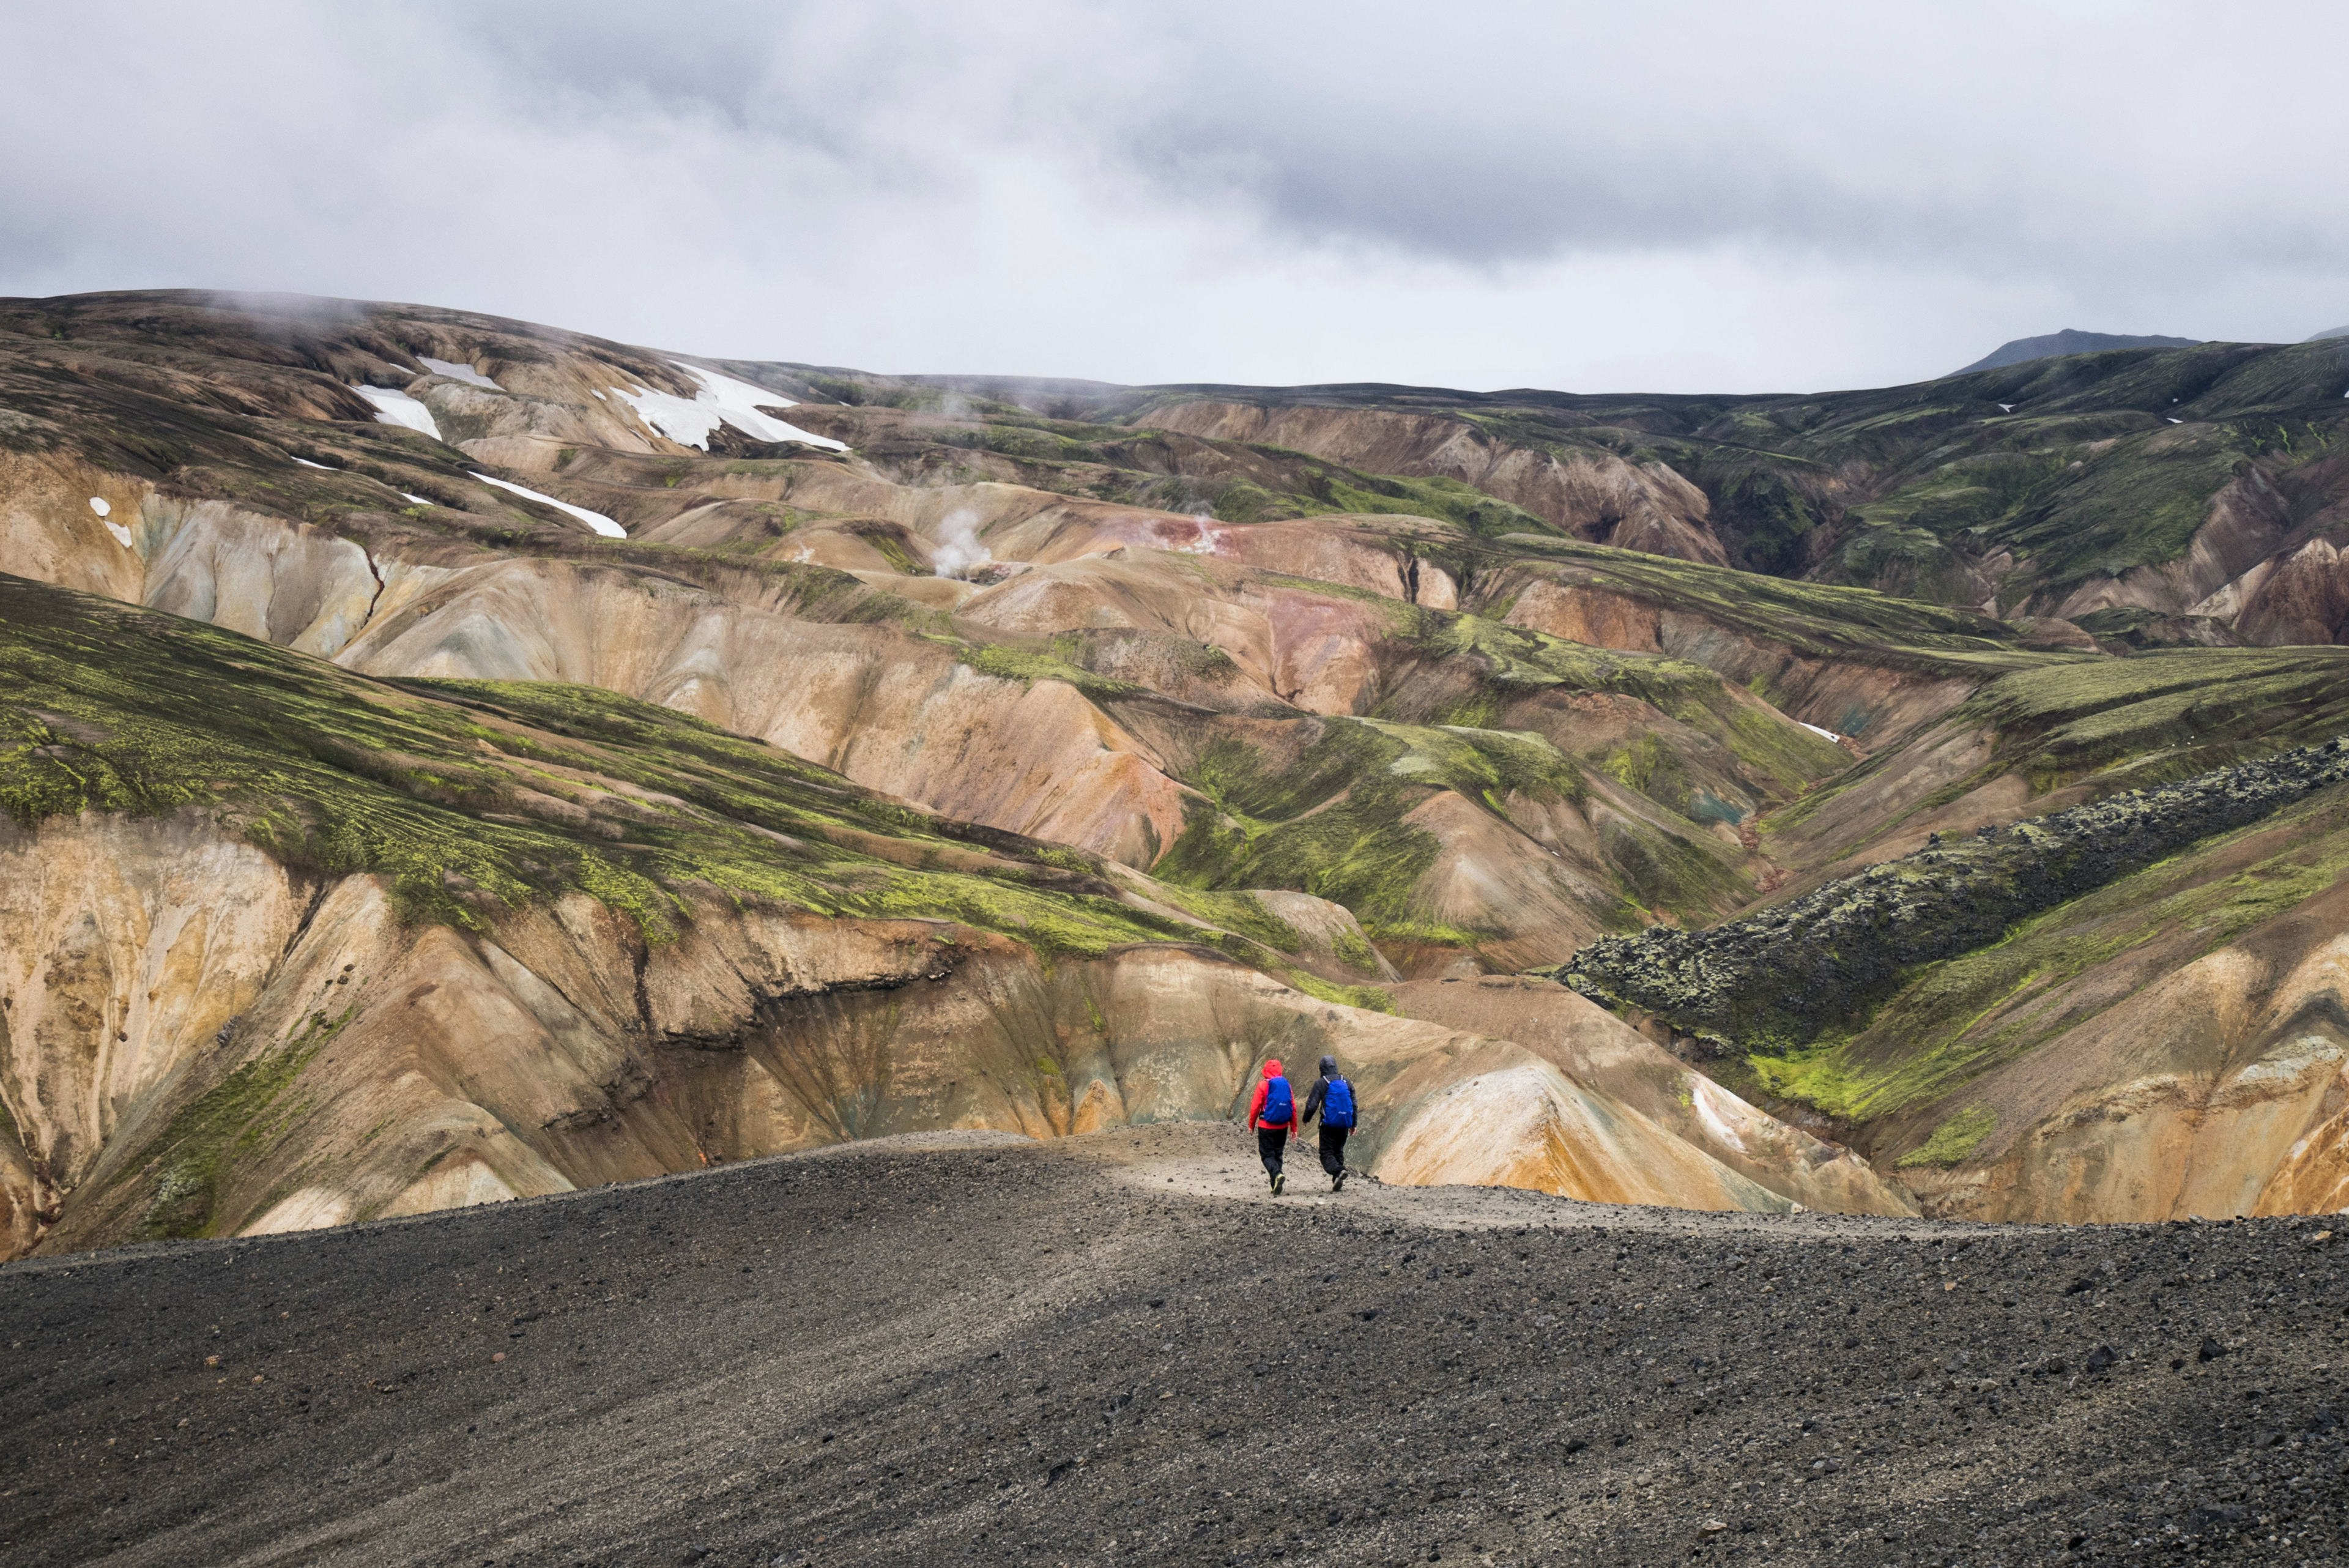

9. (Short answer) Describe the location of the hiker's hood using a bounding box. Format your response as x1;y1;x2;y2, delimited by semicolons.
1263;1059;1284;1079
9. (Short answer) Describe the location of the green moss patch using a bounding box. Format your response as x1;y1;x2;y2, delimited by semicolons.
1894;1106;1997;1169
0;574;1197;957
943;634;1145;702
1304;472;1554;538
1959;646;2349;786
132;1009;344;1239
1154;713;1672;943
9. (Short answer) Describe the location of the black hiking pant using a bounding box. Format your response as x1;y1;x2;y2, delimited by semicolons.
1318;1125;1349;1178
1257;1126;1290;1178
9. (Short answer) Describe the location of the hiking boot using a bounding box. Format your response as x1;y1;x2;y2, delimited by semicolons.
1333;1169;1346;1192
1272;1171;1286;1195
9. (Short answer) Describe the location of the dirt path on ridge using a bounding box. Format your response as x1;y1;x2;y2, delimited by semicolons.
1;1123;2341;1566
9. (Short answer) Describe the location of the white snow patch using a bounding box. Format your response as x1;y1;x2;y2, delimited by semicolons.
612;362;847;453
292;456;333;470
592;389;607;400
90;496;131;546
469;472;625;538
932;507;992;578
352;384;443;441
400;492;432;506
1996;403;2013;413
2167;417;2184;424
418;356;502;390
1798;721;1842;743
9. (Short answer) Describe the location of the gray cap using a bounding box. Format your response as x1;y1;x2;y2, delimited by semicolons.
1319;1055;1337;1076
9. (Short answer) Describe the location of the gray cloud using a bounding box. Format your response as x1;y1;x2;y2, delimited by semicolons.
1125;2;2349;278
2;1;2345;392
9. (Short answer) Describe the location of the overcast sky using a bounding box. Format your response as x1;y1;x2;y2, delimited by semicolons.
7;1;2347;393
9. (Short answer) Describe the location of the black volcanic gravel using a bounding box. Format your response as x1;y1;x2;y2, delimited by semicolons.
0;1124;2343;1566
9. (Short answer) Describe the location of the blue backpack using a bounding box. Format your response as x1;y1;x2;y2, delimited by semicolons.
1322;1076;1356;1128
1260;1075;1293;1124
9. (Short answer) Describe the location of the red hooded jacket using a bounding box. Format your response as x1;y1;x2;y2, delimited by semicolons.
1248;1058;1296;1131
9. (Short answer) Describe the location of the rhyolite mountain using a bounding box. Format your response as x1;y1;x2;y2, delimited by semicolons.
3;288;2349;1256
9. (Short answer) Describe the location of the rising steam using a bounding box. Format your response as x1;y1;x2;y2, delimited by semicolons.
932;508;993;578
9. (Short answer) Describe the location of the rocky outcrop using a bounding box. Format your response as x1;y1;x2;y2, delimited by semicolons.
0;814;1907;1256
1385;976;1910;1215
1370;1048;1797;1208
0;816;311;1255
0;450;461;660
1557;741;2349;1221
1564;739;2349;1050
0;450;152;604
0;805;1116;1252
2230;537;2349;645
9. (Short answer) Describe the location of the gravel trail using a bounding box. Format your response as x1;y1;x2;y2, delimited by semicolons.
1;1124;2341;1566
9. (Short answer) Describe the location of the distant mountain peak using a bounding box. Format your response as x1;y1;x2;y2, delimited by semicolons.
1956;328;2202;375
2309;324;2349;342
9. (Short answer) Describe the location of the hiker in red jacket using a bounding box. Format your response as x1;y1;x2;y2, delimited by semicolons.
1245;1057;1298;1195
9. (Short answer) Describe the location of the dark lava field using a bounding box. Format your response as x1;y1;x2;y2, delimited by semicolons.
1;1124;2342;1567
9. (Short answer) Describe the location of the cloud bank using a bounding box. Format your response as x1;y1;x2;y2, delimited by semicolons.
6;1;2345;392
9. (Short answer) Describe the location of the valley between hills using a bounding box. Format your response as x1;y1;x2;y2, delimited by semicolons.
4;287;2349;1265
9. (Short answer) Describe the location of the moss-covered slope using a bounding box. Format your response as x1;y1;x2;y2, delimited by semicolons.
1465;533;2055;679
1560;738;2349;1053
1761;644;2349;877
0;571;1220;956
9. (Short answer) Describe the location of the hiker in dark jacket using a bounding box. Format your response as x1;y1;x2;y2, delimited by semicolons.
1299;1055;1357;1191
1245;1058;1297;1195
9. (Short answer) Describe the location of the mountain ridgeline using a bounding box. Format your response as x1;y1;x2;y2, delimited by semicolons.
1954;329;2203;374
4;288;2349;1242
856;331;2349;621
